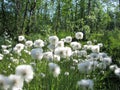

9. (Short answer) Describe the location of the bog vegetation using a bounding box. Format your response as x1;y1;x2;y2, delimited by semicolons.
0;0;120;90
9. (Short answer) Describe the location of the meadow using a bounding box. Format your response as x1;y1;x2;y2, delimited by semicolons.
0;31;120;90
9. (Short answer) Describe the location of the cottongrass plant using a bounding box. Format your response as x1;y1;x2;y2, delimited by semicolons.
15;65;34;83
0;54;4;60
77;79;94;90
0;75;9;90
0;32;117;90
48;63;61;77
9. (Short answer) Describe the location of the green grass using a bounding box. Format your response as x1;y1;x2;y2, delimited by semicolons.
0;30;120;90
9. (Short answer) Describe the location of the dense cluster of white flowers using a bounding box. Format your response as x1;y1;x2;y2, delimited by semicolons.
0;65;34;90
0;32;116;90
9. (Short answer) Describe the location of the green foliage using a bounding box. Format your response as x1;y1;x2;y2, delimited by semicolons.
0;0;120;37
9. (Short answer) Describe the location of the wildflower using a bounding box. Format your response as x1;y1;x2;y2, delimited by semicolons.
1;45;7;49
83;45;92;50
55;41;64;47
43;51;53;61
49;36;59;45
91;45;100;53
8;74;23;89
54;47;66;58
53;55;60;62
93;39;97;43
48;63;60;77
65;36;72;43
34;39;44;48
15;65;34;83
64;47;72;58
40;73;46;78
70;42;81;50
64;72;69;76
13;43;24;53
75;32;83;39
55;47;72;58
25;40;33;47
114;68;120;77
61;38;65;42
3;49;10;54
98;43;103;47
97;62;107;69
11;59;19;64
73;50;87;57
78;61;90;74
83;45;88;50
31;48;43;60
89;61;98;71
0;54;4;60
101;57;112;66
18;35;25;42
87;41;92;45
73;59;79;65
11;87;22;90
77;79;94;90
109;64;118;71
89;53;99;60
0;75;9;90
99;52;108;59
47;44;56;51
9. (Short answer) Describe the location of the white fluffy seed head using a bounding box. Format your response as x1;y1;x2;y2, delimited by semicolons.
48;63;60;77
75;32;83;39
87;41;92;45
31;48;43;60
54;47;66;58
114;68;120;77
55;41;64;48
15;43;24;50
64;72;69;76
15;65;34;83
0;54;4;60
34;39;44;48
49;36;59;45
18;35;25;42
70;42;81;50
89;53;99;60
0;75;9;90
64;47;72;58
55;47;72;58
65;36;72;43
91;45;100;53
101;57;112;66
3;49;10;55
99;52;108;59
43;52;53;61
77;79;94;90
25;40;33;47
78;61;90;74
109;64;118;71
98;43;103;47
13;43;25;54
1;45;8;49
8;74;23;89
53;55;60;62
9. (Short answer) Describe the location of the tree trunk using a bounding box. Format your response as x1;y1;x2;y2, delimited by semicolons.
119;0;120;11
75;0;78;21
1;0;6;34
88;0;91;15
